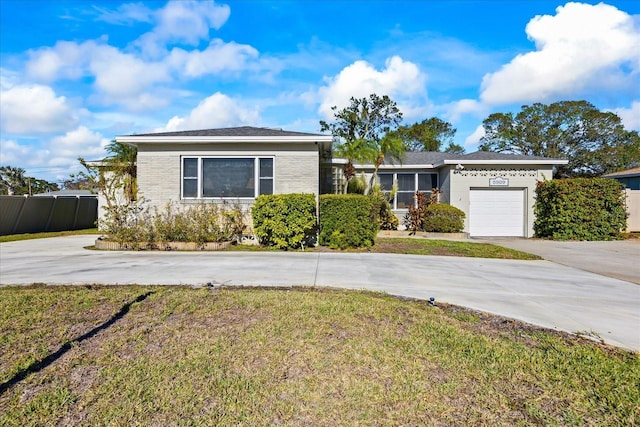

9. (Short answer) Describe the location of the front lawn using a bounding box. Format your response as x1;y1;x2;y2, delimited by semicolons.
1;285;637;426
0;228;99;243
230;238;541;260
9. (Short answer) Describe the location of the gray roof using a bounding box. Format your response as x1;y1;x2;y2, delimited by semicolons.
129;126;326;138
383;150;562;165
602;167;640;178
459;151;562;161
383;151;459;165
33;190;96;197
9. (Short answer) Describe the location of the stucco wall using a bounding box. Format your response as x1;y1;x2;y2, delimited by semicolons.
444;165;554;237
624;189;640;232
136;142;319;211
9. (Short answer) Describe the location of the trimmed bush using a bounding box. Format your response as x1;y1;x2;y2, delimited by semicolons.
319;194;378;249
534;178;627;240
422;204;465;233
252;193;317;250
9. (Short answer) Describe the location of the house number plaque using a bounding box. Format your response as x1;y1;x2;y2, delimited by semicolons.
489;176;509;187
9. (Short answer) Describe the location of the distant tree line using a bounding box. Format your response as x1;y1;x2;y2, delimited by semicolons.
0;166;59;195
320;96;639;183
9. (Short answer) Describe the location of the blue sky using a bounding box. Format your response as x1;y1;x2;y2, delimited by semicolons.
1;0;639;184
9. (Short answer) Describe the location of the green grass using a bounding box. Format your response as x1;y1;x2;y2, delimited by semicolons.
368;238;541;259
1;285;637;426
0;228;99;243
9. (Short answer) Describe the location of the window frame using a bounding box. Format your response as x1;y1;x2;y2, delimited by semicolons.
181;156;275;199
378;172;438;210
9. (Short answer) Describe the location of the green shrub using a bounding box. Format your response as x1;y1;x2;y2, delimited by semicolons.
369;183;398;230
422;204;465;233
534;178;627;240
252;193;317;250
346;174;367;194
319;194;378;248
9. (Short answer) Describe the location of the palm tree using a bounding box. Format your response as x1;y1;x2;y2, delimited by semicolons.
103;140;137;202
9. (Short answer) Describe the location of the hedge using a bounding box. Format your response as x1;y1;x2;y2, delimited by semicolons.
422;204;465;233
319;194;378;249
534;178;627;240
252;193;317;250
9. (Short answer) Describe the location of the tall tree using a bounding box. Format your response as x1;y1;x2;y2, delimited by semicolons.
0;166;59;195
320;94;404;189
479;100;640;178
391;117;462;153
0;166;26;194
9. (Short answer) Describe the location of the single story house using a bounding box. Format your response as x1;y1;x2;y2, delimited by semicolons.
603;167;640;232
602;167;640;190
116;126;568;238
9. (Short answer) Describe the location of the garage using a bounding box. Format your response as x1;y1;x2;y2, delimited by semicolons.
469;189;525;237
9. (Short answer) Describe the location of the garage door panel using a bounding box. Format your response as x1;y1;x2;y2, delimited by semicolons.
470;190;525;237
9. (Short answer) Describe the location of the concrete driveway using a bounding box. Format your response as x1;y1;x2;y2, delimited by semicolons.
477;238;640;284
1;235;639;352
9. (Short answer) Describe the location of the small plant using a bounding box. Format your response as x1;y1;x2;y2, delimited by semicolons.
369;183;398;230
403;191;429;235
346;173;367;194
422;204;465;233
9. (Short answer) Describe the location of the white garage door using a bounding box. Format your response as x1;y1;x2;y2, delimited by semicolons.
469;189;525;237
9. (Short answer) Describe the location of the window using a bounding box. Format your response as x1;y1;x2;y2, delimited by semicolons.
182;157;274;199
378;172;438;209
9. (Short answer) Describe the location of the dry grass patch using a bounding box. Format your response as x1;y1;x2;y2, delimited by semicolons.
0;285;637;426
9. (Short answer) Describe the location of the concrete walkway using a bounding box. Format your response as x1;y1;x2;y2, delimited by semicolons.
1;235;639;352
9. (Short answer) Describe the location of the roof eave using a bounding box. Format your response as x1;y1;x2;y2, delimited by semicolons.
115;135;333;145
436;159;569;167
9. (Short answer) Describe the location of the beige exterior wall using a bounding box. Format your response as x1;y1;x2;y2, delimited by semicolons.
136;142;319;211
443;165;554;237
624;189;640;232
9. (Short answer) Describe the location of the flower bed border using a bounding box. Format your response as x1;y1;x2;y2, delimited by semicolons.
95;238;232;251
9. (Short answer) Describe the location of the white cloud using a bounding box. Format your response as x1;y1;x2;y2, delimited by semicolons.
90;45;168;97
25;40;99;82
134;0;231;57
0;139;36;166
156;92;260;132
316;56;427;118
168;39;259;77
612;101;640;131
445;99;485;123
464;125;486;147
0;84;79;134
24;32;258;112
94;2;154;25
49;126;109;165
480;2;640;105
0;67;22;90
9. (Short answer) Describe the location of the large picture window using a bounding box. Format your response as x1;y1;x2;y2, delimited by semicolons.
378;172;438;209
182;157;274;199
